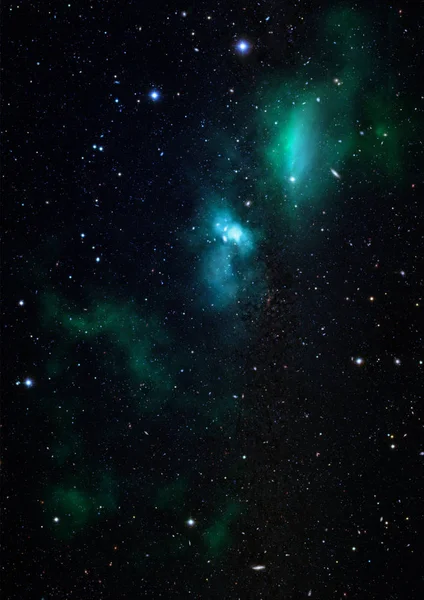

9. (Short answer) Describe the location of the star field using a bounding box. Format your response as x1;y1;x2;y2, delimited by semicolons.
2;1;423;599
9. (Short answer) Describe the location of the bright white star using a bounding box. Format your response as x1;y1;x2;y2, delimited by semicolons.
236;40;250;54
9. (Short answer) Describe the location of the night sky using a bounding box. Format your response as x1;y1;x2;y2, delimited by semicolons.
2;1;423;599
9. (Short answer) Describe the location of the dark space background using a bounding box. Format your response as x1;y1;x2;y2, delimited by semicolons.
1;1;423;599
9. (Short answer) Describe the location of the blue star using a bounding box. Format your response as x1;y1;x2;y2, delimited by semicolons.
236;40;250;54
149;90;160;101
24;378;33;388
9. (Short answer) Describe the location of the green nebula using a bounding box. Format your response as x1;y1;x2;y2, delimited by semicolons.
254;5;410;222
203;501;242;556
41;291;173;409
47;474;117;539
258;74;362;211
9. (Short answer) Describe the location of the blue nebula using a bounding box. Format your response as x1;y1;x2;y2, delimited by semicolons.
227;225;242;243
213;213;252;253
199;209;257;307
